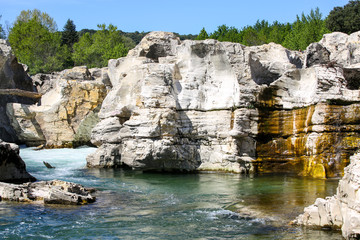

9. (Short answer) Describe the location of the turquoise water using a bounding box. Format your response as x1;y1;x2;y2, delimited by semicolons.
0;147;342;239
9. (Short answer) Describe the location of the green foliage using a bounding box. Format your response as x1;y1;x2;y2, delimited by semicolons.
267;21;292;44
196;27;209;40
78;29;97;37
326;0;360;34
197;8;328;51
283;8;329;50
15;9;57;32
72;24;130;68
119;30;148;44
210;25;242;43
61;19;78;48
241;26;262;45
8;9;68;74
196;21;291;46
175;33;197;41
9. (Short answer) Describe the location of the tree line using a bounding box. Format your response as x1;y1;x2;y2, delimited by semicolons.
196;1;360;50
0;1;359;75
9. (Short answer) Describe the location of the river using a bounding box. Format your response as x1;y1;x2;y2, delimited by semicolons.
0;147;343;239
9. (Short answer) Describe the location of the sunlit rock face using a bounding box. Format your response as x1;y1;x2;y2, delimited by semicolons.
87;30;360;176
6;66;108;148
294;152;360;240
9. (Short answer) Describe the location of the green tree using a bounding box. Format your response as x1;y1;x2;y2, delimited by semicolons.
267;21;291;44
196;27;209;40
241;26;262;45
15;9;57;32
61;19;78;47
283;8;328;50
209;25;242;43
73;24;130;68
8;9;68;74
326;0;360;34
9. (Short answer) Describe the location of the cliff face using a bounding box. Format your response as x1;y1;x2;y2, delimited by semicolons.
6;66;109;148
86;31;360;177
0;39;37;142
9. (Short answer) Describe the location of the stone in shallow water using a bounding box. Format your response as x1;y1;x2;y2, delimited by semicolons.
0;139;36;183
0;180;96;205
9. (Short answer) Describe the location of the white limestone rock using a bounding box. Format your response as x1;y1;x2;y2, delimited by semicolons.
319;31;360;67
294;152;360;239
87;31;360;174
87;31;304;172
0;180;96;205
6;66;108;147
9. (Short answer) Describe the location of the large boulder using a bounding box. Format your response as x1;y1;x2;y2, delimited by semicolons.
86;31;360;177
0;180;96;205
293;151;360;239
6;66;108;148
0;139;35;183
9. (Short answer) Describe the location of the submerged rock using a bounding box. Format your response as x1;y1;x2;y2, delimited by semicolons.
293;151;360;240
0;180;96;205
0;139;36;183
86;30;360;177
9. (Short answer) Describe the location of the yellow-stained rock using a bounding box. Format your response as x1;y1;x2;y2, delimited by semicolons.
6;67;108;148
256;103;360;178
310;164;326;179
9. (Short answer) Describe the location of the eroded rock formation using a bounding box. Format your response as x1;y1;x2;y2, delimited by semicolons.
86;31;360;177
6;66;108;148
293;152;360;240
0;180;96;205
0;39;38;142
0;139;36;183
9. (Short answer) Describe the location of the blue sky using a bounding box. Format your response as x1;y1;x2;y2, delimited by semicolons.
0;0;350;34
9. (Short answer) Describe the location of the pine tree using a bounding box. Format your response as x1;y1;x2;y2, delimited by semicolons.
61;19;78;47
196;27;209;40
8;9;68;74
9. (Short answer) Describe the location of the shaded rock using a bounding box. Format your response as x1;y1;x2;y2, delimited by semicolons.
293;152;360;239
0;139;36;183
0;39;38;142
0;180;96;205
304;42;330;67
43;161;55;169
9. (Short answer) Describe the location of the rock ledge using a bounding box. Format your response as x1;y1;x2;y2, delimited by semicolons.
0;180;96;205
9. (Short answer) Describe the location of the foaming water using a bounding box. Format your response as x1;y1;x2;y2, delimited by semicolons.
0;147;343;239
